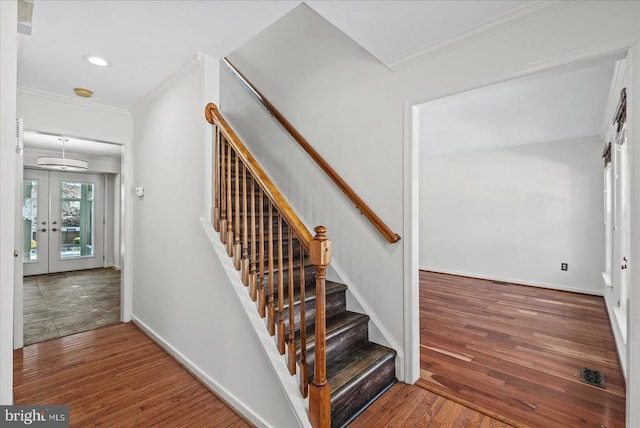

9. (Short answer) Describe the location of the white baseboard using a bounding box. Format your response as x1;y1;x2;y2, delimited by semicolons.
131;315;269;427
106;263;122;271
603;294;628;380
420;267;604;296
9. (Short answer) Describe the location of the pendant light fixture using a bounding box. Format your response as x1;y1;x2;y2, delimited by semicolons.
37;137;88;171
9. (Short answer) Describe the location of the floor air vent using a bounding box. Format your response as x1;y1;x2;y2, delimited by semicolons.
580;367;606;388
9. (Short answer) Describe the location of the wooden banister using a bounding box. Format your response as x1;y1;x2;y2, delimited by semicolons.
206;102;331;428
222;58;401;244
206;103;313;248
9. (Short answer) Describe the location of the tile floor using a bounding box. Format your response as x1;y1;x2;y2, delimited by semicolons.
23;268;121;345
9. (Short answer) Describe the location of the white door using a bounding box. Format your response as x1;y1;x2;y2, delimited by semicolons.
23;169;105;275
22;169;49;275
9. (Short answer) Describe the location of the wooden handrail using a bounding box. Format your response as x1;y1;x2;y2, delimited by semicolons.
206;103;313;248
223;57;401;244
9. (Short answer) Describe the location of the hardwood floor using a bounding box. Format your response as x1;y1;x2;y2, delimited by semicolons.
417;271;625;428
350;383;513;427
14;323;251;427
14;318;509;428
13;274;625;427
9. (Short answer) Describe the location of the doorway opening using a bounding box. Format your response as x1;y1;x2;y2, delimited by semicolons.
410;53;629;426
18;132;124;346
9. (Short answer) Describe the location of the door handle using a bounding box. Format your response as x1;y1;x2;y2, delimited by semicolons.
51;227;58;232
40;228;47;232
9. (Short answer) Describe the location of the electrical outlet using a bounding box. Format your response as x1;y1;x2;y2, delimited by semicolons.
561;263;568;271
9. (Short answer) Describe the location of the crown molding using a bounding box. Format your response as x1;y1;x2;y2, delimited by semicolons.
386;1;581;72
17;86;130;115
130;53;205;114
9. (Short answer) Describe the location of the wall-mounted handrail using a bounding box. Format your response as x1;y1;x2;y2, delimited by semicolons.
223;57;401;244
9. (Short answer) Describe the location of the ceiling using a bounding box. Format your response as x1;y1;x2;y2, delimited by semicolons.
18;0;536;110
307;0;531;66
19;0;605;159
419;57;620;157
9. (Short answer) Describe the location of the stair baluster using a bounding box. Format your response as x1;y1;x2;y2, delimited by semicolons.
258;187;266;318
298;244;309;398
213;129;220;232
277;215;286;354
249;177;258;301
219;137;228;243
233;154;241;269
267;202;276;336
241;165;249;285
225;138;233;254
287;229;296;374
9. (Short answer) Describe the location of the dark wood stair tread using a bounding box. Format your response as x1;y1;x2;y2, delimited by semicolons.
261;263;316;291
304;311;369;352
327;342;397;427
282;280;346;311
327;342;396;395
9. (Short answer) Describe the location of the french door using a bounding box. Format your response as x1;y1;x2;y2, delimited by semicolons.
23;169;105;275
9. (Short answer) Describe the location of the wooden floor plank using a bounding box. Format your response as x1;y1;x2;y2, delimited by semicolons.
350;383;510;428
13;323;252;428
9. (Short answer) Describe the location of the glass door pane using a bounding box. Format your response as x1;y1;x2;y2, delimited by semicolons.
23;168;50;276
23;179;39;262
49;172;104;273
60;181;95;259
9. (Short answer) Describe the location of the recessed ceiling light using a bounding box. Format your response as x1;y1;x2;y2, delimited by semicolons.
84;55;109;67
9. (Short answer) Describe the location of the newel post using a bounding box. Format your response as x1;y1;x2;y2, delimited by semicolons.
309;225;331;428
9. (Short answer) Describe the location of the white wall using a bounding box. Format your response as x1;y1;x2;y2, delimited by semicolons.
420;137;604;294
223;3;407;378
222;1;640;384
130;55;299;427
221;0;639;404
0;0;18;405
17;89;132;145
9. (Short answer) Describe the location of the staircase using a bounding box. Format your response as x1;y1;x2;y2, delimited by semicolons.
261;224;397;427
205;103;397;427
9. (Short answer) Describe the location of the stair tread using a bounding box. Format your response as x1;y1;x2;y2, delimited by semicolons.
282;280;347;310
304;311;369;348
327;342;397;396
